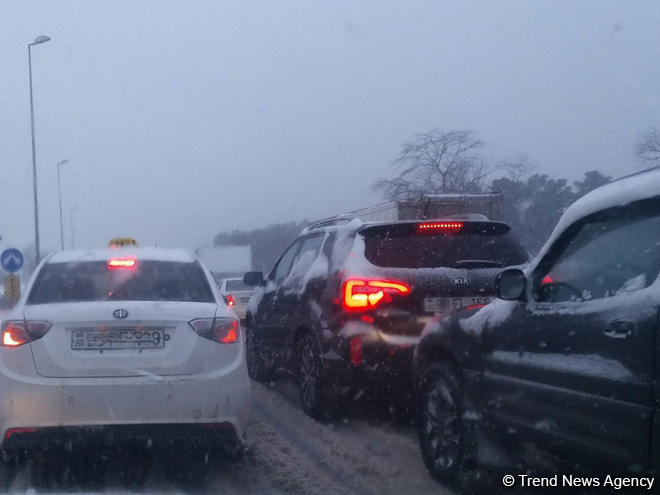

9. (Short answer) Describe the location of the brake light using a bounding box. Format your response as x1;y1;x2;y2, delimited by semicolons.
189;317;239;344
541;275;554;285
342;279;410;311
5;427;38;439
1;320;51;348
108;257;137;270
225;294;235;306
417;222;463;232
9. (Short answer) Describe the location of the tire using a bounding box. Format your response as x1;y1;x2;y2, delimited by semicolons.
245;320;270;382
296;333;333;419
417;363;465;483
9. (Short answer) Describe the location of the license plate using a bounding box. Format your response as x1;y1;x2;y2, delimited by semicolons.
423;296;491;313
71;328;166;350
240;297;250;303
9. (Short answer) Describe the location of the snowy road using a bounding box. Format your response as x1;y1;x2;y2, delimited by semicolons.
6;379;455;494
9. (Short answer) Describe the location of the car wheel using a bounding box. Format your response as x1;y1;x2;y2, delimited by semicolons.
245;322;269;382
296;333;330;419
417;363;464;483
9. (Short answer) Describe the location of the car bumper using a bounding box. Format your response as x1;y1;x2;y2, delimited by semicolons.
320;323;417;394
0;349;251;450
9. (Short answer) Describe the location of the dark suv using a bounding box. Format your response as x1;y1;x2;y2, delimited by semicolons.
243;217;528;417
414;170;660;483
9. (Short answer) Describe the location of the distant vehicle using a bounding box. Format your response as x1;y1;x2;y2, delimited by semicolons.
196;245;252;281
414;168;660;482
0;247;250;483
107;237;138;248
242;216;528;418
218;277;254;320
322;192;504;223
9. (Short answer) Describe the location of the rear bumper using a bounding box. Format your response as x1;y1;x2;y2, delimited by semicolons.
320;323;417;396
3;422;240;452
0;347;251;449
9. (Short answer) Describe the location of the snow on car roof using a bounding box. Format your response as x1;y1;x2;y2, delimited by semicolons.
532;166;660;266
48;247;196;264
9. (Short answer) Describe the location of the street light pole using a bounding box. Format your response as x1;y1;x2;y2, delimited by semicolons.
70;206;78;249
28;35;51;264
56;159;69;250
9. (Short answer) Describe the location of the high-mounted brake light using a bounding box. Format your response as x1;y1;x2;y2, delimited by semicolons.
189;317;239;344
342;279;410;311
417;221;463;232
1;320;51;348
108;257;137;270
225;294;235;306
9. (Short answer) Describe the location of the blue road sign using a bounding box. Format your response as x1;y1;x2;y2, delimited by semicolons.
1;248;24;273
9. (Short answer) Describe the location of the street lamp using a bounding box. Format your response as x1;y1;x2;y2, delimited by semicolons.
28;34;51;264
70;206;78;249
56;159;69;250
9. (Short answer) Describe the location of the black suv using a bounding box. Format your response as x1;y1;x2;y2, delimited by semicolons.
243;217;528;417
415;170;660;483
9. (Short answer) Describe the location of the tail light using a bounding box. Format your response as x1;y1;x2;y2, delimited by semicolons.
189;317;239;344
225;294;235;306
342;279;410;311
1;320;51;348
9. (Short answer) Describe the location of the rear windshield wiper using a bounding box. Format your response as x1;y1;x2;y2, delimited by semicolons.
453;260;504;269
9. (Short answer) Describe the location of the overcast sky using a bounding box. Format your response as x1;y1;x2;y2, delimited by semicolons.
1;0;658;254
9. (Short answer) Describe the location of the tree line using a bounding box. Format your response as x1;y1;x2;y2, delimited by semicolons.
214;127;660;270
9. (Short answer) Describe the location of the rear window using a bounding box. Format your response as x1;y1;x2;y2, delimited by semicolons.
28;260;215;304
226;279;251;292
361;222;528;269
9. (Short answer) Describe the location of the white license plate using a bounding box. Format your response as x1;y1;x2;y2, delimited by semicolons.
423;296;491;313
71;328;166;350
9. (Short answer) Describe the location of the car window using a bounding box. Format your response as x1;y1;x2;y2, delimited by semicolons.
534;200;660;303
271;240;302;284
28;260;215;304
361;222;528;268
226;279;251;291
289;235;324;278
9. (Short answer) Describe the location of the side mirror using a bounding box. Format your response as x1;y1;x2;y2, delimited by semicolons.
243;271;264;287
495;268;527;301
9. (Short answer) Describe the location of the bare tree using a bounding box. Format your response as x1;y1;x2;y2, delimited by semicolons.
497;154;536;182
636;127;660;163
373;129;492;200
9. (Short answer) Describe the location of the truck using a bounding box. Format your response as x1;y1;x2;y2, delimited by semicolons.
195;245;252;283
315;192;504;226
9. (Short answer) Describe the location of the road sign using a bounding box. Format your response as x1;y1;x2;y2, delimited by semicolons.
0;248;24;273
4;274;20;303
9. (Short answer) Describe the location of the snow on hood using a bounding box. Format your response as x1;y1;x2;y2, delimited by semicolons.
458;298;519;336
532;167;660;267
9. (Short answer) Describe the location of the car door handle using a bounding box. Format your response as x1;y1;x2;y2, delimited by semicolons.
603;320;635;339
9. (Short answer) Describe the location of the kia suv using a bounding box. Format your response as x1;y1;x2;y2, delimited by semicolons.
243;217;528;418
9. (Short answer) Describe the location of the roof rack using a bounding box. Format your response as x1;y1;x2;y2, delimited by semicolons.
303;214;355;233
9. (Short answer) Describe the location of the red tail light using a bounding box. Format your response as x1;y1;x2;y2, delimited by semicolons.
225;294;235;306
1;320;51;348
417;222;463;232
108;257;137;270
189;317;239;344
350;335;363;365
342;279;410;311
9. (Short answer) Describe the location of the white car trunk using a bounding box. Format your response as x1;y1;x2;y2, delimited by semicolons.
24;301;217;378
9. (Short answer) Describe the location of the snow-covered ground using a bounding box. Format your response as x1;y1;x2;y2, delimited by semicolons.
5;380;455;494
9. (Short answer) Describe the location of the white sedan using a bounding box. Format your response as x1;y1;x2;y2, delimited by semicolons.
218;277;255;320
0;248;250;469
